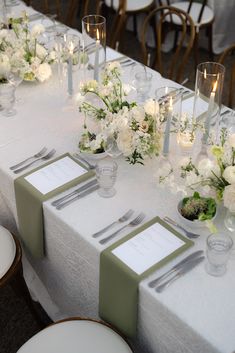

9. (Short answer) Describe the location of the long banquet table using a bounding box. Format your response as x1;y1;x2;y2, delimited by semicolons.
1;2;235;353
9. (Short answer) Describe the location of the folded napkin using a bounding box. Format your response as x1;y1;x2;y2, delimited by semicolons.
14;153;94;258
99;216;193;338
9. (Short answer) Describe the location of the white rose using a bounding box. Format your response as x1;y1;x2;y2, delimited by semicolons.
223;184;235;212
35;63;52;82
117;129;134;156
131;106;145;123
36;44;47;59
122;83;132;95
223;166;235;184
31;24;45;37
144;99;159;116
228;134;235;149
198;158;219;178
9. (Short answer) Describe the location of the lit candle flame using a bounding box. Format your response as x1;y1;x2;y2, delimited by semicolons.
212;80;218;93
96;28;100;41
204;68;207;79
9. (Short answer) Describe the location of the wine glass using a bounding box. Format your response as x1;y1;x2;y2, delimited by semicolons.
7;69;23;104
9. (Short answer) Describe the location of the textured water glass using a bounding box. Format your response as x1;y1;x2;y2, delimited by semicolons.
0;83;16;117
82;15;106;81
96;160;118;198
193;62;225;145
205;233;233;277
134;71;152;102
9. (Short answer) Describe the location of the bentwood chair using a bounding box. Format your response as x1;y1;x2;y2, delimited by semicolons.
140;5;195;83
219;43;235;109
158;0;214;67
97;0;155;50
0;225;44;328
24;0;80;27
17;317;134;353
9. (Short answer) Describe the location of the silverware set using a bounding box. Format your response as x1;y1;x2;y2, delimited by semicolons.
10;147;56;174
98;212;146;245
52;179;99;210
148;250;205;292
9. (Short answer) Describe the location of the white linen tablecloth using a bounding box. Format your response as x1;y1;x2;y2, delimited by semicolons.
1;3;235;353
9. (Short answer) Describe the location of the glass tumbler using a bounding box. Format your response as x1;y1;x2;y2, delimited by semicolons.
134;71;152;103
96;160;118;198
205;233;233;277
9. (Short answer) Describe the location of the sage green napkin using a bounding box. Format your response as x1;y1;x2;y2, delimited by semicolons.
99;216;193;338
14;153;94;258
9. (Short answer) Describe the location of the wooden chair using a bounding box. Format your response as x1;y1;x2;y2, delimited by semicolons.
24;0;80;27
16;317;134;353
97;0;155;50
158;0;214;67
140;5;195;83
219;43;235;109
0;225;44;328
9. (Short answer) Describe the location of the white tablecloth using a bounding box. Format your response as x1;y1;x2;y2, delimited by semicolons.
1;3;235;353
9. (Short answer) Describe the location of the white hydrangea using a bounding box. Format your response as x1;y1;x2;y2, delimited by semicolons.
223;166;235;184
35;63;52;82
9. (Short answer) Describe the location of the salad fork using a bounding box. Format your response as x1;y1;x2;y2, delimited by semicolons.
10;147;47;170
92;209;134;238
99;212;146;245
13;149;56;174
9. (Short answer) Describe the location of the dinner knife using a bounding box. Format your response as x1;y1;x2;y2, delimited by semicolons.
148;250;204;288
51;179;98;207
56;184;99;210
155;256;205;293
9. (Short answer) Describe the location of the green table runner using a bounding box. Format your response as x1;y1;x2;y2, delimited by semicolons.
14;153;94;258
99;216;193;338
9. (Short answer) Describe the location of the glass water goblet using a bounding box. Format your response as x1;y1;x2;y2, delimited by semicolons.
7;70;23;104
0;83;16;117
96;160;118;198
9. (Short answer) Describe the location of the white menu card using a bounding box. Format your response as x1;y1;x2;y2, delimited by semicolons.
24;156;87;194
112;223;186;275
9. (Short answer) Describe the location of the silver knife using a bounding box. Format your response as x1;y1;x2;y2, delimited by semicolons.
148;250;204;288
56;184;99;210
51;179;98;207
155;256;205;293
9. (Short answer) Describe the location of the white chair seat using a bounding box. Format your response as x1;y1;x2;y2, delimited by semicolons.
104;0;153;12
171;2;214;26
0;225;16;279
17;320;133;353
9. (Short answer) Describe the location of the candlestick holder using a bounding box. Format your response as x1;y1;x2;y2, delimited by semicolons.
63;34;80;97
193;62;225;152
82;15;106;82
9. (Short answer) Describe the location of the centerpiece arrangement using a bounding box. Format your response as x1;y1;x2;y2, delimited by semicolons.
0;13;55;83
77;61;162;165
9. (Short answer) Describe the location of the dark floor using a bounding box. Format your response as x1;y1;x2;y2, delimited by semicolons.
1;3;234;353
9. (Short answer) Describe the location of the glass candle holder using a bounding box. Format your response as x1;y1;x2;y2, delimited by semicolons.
193;62;225;146
156;86;182;157
82;15;106;82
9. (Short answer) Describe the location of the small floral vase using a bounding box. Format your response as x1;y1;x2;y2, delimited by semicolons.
224;208;235;232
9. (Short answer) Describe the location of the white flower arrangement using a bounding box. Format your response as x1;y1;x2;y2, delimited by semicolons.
77;62;162;165
0;14;55;83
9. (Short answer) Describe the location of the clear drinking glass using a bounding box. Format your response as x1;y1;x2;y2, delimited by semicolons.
82;15;106;82
205;233;233;277
0;83;16;117
134;71;152;103
96;160;118;198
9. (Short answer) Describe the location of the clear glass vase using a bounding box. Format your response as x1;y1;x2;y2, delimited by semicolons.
224;209;235;232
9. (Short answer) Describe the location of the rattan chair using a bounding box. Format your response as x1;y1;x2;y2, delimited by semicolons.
16;317;133;353
140;5;195;83
0;225;44;327
219;43;235;109
158;0;214;67
25;0;80;27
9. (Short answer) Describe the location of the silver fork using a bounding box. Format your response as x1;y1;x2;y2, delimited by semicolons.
10;147;47;170
13;149;56;174
99;213;146;245
163;216;200;239
92;209;134;238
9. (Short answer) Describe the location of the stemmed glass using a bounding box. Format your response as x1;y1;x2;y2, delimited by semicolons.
7;69;23;104
0;82;16;117
104;135;122;159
